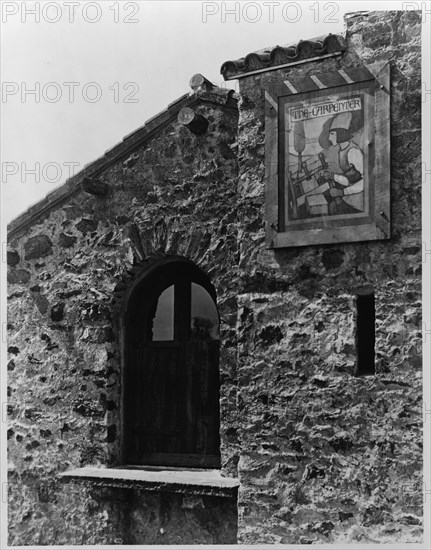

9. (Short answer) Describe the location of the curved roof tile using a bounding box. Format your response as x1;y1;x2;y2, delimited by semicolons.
220;34;346;80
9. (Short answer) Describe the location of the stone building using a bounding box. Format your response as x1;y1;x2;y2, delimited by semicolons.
7;10;422;545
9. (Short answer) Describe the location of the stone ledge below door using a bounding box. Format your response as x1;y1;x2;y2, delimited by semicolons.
58;466;239;498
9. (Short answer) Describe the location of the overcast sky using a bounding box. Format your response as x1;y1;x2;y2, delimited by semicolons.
0;0;424;224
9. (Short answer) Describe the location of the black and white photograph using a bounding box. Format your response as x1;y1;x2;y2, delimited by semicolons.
1;0;430;547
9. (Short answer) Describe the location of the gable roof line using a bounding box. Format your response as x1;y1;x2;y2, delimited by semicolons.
7;87;237;241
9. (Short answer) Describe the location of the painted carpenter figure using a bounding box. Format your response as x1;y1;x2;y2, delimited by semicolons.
320;111;364;215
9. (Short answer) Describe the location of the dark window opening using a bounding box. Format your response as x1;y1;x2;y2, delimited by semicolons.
123;260;221;468
150;284;175;341
355;291;375;376
191;282;219;341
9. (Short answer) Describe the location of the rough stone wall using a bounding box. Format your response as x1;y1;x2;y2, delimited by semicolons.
7;95;239;545
121;492;237;544
7;10;423;546
235;11;422;544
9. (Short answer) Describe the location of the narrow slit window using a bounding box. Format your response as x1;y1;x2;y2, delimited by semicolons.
355;292;375;375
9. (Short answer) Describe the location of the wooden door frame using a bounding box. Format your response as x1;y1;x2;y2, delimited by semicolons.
120;257;221;468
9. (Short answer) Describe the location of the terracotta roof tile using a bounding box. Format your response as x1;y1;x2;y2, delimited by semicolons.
220;34;346;80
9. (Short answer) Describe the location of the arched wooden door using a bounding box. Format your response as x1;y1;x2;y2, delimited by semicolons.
123;261;221;468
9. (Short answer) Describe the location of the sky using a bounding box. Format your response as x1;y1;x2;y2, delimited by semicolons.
0;0;417;225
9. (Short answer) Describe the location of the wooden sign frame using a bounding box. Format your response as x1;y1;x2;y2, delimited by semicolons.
264;62;390;248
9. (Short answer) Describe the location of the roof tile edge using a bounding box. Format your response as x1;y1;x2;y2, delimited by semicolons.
220;34;346;80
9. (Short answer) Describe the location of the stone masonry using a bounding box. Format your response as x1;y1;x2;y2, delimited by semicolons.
233;10;422;544
7;88;240;545
7;10;422;545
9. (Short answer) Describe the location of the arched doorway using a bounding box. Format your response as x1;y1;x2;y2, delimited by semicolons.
123;259;221;468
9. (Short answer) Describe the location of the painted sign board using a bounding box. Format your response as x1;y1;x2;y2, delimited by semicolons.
265;63;390;248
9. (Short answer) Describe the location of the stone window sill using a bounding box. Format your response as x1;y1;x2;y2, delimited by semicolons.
58;466;239;498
